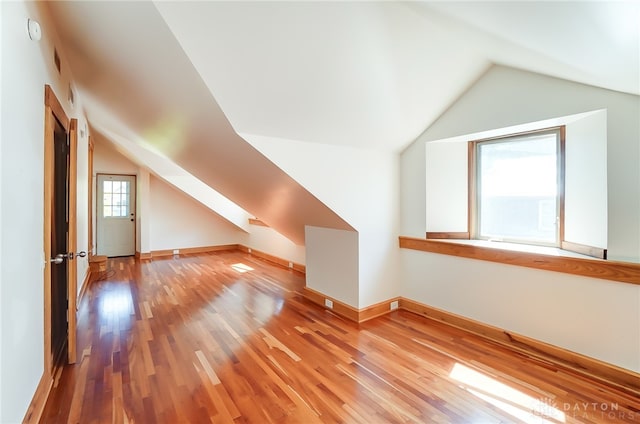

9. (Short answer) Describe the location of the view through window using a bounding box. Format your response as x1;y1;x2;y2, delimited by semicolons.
102;180;130;218
474;129;562;246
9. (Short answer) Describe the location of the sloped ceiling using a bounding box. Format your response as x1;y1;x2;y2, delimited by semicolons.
155;1;639;151
44;1;355;245
89;123;252;234
43;1;639;243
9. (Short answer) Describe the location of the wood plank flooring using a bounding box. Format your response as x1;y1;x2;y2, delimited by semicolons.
42;251;640;423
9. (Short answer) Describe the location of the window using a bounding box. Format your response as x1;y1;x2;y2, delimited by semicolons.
102;180;130;217
471;129;563;247
424;111;608;260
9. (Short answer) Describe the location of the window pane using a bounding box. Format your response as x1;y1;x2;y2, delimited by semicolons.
477;133;558;245
119;195;128;216
101;178;131;218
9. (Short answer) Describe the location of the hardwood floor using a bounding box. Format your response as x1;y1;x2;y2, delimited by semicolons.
42;251;640;423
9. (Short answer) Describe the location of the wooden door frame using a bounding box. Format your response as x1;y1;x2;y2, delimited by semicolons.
68;119;78;364
43;85;78;375
88;136;94;258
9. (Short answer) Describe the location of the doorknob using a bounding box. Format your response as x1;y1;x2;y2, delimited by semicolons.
50;253;67;264
51;251;87;263
68;251;87;260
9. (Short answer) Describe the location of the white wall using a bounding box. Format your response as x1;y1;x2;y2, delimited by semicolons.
305;226;359;306
243;224;306;265
137;170;150;254
93;136;139;174
0;1;90;420
149;175;244;251
401;65;640;372
246;134;400;308
425;141;468;233
0;3;4;418
74;118;90;291
400;140;426;238
564;110;608;248
401;249;640;371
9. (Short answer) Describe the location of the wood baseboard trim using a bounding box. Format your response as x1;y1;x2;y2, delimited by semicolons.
77;269;92;307
301;288;398;323
134;251;152;261
359;297;400;322
238;245;306;274
23;372;53;424
399;297;640;396
151;244;238;258
301;287;359;322
293;265;306;274
142;244;306;274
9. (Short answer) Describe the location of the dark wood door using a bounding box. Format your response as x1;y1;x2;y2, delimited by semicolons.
51;116;69;368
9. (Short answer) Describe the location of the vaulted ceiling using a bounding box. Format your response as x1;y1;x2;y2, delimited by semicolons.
43;0;639;243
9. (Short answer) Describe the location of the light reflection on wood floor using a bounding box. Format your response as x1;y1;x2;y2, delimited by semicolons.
42;251;640;423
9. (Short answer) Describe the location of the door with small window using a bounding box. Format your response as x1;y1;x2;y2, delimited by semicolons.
97;174;136;257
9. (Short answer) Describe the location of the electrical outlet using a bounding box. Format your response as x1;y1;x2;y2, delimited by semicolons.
173;249;179;255
390;300;399;310
248;248;252;253
288;262;293;268
324;299;333;309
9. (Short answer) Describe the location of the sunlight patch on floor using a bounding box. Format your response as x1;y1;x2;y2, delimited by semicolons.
99;290;133;317
231;263;254;273
449;363;565;423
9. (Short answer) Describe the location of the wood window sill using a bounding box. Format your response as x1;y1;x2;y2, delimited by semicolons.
399;236;640;285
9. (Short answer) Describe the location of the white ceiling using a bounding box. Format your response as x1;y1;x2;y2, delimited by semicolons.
42;0;639;242
154;0;639;151
46;1;639;153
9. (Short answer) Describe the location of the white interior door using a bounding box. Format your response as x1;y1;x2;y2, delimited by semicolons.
97;174;136;257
